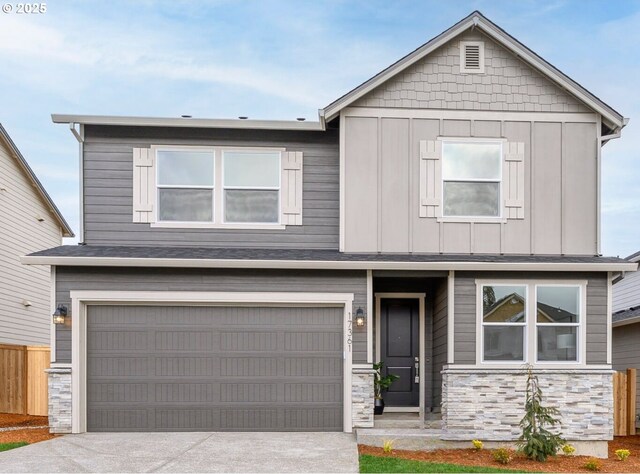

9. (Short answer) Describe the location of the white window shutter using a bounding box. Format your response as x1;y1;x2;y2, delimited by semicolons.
132;147;155;223
503;142;525;219
281;151;303;226
419;139;441;218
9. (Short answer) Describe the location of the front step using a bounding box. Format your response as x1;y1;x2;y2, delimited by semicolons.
373;413;442;430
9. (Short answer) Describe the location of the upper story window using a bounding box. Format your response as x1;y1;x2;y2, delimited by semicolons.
479;281;585;366
223;151;280;223
157;150;215;222
442;141;502;218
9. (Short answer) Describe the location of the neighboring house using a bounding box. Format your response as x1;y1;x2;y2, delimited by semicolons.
22;11;635;454
0;124;73;346
612;251;640;424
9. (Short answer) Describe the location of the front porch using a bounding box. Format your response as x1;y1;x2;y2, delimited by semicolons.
351;270;614;459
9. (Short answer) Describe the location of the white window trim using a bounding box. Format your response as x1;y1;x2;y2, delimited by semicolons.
475;279;588;368
221;150;281;225
459;40;485;74
150;145;285;229
440;138;504;222
70;290;355;434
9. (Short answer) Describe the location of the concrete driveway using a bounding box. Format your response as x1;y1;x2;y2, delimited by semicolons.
0;432;359;473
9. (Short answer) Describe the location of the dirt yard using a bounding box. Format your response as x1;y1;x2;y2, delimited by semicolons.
0;413;57;444
359;436;640;473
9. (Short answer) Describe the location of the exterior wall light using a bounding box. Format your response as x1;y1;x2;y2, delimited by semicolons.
53;304;68;325
354;307;366;327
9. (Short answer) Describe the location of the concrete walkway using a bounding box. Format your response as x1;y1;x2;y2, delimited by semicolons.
0;432;359;473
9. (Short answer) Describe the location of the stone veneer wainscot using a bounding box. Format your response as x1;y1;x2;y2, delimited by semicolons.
46;367;72;434
352;368;375;428
441;368;614;441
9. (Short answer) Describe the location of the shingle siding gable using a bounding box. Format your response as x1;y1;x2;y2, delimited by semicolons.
355;30;590;113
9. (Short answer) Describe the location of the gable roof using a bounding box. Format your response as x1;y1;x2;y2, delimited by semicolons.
0;124;74;237
320;11;627;131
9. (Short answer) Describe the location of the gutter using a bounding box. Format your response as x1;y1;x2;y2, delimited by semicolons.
601;118;629;145
19;255;639;272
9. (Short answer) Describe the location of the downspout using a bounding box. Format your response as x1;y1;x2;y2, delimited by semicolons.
69;122;85;244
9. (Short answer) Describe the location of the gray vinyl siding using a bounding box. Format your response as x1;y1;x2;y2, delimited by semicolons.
432;279;448;410
613;270;640;313
83;125;338;249
54;267;367;363
0;139;62;346
453;272;608;365
612;323;640;419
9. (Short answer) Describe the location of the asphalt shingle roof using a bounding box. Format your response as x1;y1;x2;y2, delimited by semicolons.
28;245;631;265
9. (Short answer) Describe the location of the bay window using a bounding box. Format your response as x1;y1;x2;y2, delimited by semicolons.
478;281;585;365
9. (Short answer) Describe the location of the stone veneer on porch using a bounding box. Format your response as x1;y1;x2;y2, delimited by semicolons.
441;368;614;441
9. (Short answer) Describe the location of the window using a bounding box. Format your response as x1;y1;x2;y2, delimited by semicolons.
482;285;526;362
442;141;502;217
155;147;282;226
536;286;580;362
223;151;280;223
478;281;585;365
157;150;215;222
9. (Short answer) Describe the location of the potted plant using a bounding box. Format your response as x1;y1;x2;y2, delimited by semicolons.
373;361;399;415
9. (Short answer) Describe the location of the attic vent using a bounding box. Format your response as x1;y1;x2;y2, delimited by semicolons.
460;41;485;74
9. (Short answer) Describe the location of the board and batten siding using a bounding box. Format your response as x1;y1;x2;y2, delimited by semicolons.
612;323;640;419
343;113;598;255
82;125;338;248
453;272;608;365
54;267;367;364
0;140;62;346
613;270;640;313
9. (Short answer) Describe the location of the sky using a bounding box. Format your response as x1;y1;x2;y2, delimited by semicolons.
0;0;638;257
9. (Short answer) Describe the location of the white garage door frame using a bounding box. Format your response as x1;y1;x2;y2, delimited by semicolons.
70;290;355;434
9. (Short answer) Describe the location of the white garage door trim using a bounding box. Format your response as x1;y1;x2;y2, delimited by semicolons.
70;291;355;434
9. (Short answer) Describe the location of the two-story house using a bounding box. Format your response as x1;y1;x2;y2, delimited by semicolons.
23;12;634;455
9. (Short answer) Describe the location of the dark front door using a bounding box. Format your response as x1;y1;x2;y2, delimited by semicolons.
380;298;419;407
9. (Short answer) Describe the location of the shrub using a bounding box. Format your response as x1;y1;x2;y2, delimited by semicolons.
493;447;514;465
562;444;576;456
382;439;394;454
517;365;564;462
472;439;483;450
584;458;601;471
615;449;631;461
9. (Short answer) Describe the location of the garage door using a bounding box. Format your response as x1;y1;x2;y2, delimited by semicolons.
86;305;344;432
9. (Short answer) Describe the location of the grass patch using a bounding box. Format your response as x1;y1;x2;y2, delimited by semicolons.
0;442;28;452
360;454;534;473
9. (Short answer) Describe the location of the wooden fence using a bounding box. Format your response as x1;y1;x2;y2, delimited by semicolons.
0;344;50;416
614;368;637;436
